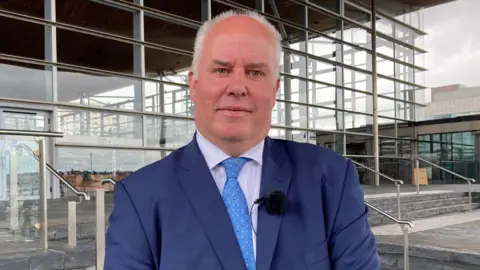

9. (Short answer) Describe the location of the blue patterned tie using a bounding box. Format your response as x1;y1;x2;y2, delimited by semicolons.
221;157;256;270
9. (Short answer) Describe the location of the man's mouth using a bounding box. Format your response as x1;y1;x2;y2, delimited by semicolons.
218;106;250;112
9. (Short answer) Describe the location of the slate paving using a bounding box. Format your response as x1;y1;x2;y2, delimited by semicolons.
376;217;480;254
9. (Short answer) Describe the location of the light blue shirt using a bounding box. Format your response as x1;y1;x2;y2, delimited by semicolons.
196;131;264;258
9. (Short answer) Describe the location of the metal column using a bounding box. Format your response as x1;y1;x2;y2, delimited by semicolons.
38;139;48;249
134;0;146;143
371;0;380;186
45;0;60;199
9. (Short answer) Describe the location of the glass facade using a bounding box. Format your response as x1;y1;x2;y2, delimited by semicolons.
419;132;477;183
0;0;444;192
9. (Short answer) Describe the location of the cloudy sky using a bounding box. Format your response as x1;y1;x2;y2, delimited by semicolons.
423;0;480;88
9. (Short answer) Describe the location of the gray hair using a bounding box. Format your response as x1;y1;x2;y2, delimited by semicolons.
191;9;282;79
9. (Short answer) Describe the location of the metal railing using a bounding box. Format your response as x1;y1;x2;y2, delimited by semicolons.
0;128;64;137
100;178;117;185
414;157;476;211
351;159;404;219
16;143;91;201
366;201;414;270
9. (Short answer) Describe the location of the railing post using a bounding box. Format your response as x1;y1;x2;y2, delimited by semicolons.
38;139;48;250
68;201;77;247
403;225;410;270
96;188;106;269
396;183;401;219
9;148;19;232
468;180;472;212
415;158;420;195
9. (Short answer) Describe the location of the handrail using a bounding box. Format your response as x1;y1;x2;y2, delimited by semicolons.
415;156;475;211
15;143;90;201
365;201;414;228
0;128;64;137
366;201;413;270
100;178;117;186
415;157;475;183
351;159;403;219
351;160;404;185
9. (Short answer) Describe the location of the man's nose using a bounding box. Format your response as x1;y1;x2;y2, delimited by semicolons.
227;68;247;97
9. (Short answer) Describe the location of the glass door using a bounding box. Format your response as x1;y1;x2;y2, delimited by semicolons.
0;108;50;200
0;108;50;242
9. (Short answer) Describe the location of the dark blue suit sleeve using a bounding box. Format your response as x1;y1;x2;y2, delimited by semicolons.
104;182;155;270
329;159;381;269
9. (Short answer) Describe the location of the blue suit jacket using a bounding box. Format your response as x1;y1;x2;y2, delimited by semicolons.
104;137;381;270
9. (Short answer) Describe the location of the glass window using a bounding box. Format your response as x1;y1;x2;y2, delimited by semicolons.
145;116;195;149
56;108;143;146
144;14;198;51
0;17;45;60
56;28;134;74
0;60;52;101
56;0;134;38
57;68;143;111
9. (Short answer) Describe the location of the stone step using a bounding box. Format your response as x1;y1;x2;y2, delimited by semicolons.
378;243;480;270
365;191;480;207
368;203;480;226
381;253;480;270
368;196;474;217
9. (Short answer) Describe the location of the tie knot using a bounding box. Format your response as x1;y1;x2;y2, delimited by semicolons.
221;157;250;179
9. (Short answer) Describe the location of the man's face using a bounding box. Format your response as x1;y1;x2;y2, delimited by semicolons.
189;16;280;145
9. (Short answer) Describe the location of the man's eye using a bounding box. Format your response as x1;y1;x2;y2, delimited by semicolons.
249;70;265;77
214;68;229;74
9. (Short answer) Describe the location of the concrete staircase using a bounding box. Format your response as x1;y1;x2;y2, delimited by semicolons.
379;243;480;270
367;190;480;270
367;191;480;226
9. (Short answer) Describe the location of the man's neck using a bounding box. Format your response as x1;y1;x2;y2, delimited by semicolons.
197;130;265;157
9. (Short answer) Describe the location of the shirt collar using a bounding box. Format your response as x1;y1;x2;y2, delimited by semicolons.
196;131;264;170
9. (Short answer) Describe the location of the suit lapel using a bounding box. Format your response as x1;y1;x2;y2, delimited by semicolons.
256;138;292;270
177;138;245;269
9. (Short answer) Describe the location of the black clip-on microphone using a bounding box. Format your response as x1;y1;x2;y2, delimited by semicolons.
249;191;287;235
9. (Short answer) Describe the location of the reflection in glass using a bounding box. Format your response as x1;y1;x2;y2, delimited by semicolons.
58;69;142;111
309;106;336;131
0;136;42;245
345;68;370;92
307;59;336;85
343;45;370;71
56;147;162;173
2;111;47;132
57;108;143;146
0;60;51;101
145;116;195;149
418;132;477;183
144;70;193;116
278;76;308;103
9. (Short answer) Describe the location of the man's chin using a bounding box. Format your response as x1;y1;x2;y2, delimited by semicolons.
215;128;249;142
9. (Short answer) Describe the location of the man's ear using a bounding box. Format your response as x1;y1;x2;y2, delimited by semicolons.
188;70;197;102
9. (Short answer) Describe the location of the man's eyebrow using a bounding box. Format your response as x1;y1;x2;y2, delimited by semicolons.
210;60;269;70
244;62;269;69
211;60;232;67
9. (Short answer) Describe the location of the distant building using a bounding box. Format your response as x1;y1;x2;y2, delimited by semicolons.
417;84;480;120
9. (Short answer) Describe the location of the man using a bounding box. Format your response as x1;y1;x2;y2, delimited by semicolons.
104;9;381;270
